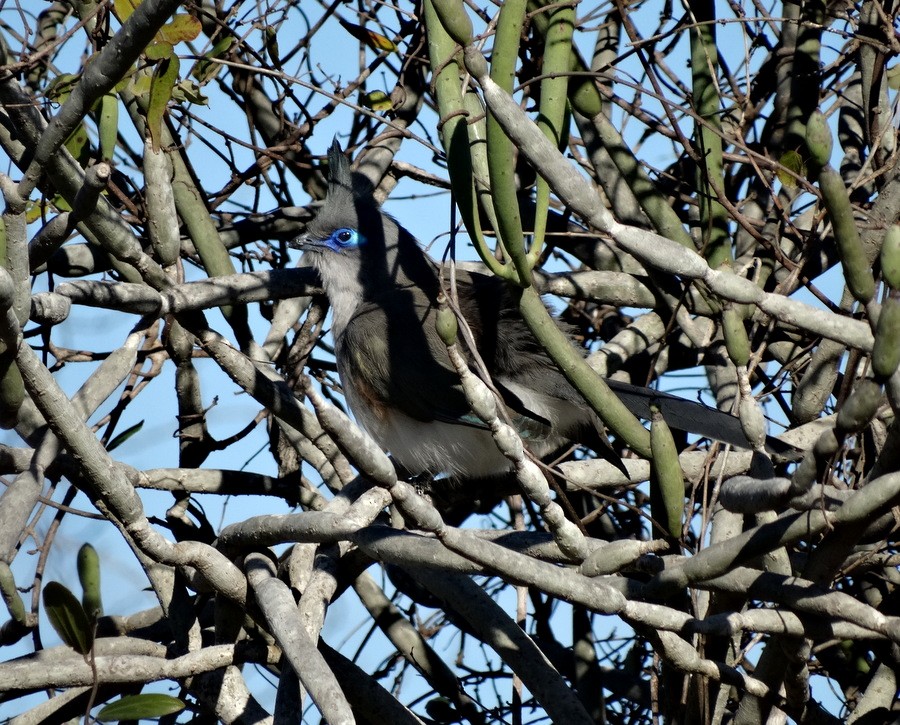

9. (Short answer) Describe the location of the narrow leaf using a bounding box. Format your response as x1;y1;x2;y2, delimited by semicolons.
0;561;26;624
107;420;144;452
264;26;280;65
339;19;396;52
98;94;118;161
96;694;186;721
148;56;179;151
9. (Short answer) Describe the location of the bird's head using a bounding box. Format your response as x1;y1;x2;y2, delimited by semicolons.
290;141;435;334
292;139;384;259
291;142;437;317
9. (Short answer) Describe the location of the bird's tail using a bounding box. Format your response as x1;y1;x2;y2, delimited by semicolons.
605;379;798;458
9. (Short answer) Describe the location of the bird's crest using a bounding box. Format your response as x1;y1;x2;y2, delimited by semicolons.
327;140;378;206
326;139;355;200
307;140;380;240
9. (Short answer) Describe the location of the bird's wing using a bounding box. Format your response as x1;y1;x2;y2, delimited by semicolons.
337;300;490;429
452;268;797;456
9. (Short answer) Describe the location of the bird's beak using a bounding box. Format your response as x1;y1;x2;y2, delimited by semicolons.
288;234;320;252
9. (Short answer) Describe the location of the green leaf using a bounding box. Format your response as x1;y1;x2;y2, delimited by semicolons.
148;56;179;151
25;196;73;224
130;71;152;97
64;124;91;167
113;72;136;93
0;561;26;624
887;64;900;90
171;80;208;105
44;73;81;102
145;41;174;62
107;420;144;452
192;36;233;84
96;694;186;721
42;581;93;655
98;94;118;161
264;26;280;65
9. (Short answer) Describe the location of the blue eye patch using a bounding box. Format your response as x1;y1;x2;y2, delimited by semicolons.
325;227;366;252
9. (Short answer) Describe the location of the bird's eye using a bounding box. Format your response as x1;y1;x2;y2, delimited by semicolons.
326;228;365;251
335;229;354;244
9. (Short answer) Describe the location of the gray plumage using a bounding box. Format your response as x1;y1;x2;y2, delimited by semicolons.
293;141;778;481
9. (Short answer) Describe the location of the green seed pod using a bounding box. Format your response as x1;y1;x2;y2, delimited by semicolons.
880;224;900;290
77;543;103;618
0;356;24;429
805;111;833;169
836;379;883;433
722;304;750;367
872;296;900;381
818;167;876;303
435;299;458;347
649;405;684;538
0;561;26;624
429;0;473;47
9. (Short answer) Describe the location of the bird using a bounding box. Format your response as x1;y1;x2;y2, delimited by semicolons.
291;141;779;486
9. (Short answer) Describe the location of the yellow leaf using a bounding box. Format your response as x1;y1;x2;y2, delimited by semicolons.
339;20;396;52
158;14;202;44
24;201;45;224
776;150;806;189
25;197;74;224
363;90;393;112
113;0;140;23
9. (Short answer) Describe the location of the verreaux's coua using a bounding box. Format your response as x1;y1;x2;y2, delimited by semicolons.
292;141;763;481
